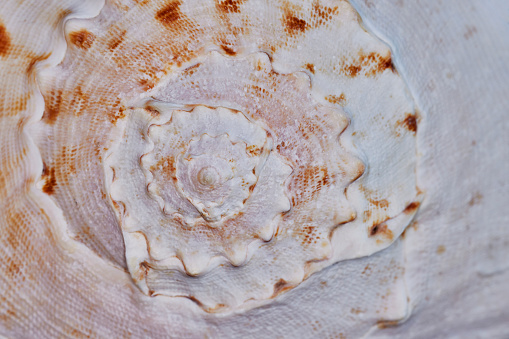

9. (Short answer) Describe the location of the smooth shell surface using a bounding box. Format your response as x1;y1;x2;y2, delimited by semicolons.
1;0;508;337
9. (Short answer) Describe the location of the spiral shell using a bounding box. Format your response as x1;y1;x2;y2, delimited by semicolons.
20;0;509;336
26;0;421;311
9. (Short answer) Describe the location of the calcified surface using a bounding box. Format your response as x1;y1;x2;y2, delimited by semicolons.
1;0;508;337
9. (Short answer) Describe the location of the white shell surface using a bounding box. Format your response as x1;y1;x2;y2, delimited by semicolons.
0;0;507;338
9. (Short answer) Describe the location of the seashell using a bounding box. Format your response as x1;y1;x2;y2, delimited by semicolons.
1;0;507;337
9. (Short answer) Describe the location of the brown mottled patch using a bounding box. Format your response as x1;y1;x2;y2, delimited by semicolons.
138;78;156;91
107;30;127;51
216;0;245;14
369;223;393;241
325;94;346;106
403;201;420;214
246;145;261;156
69;29;96;50
41;166;57;195
338;51;393;78
436;245;446;255
283;12;307;35
0;23;12;57
351;308;363;314
220;44;236;56
289;165;331;206
468;192;483;206
6;260;21;278
42;89;64;124
156;0;182;26
304;63;315;74
397;113;417;134
272;279;292;297
369;198;389;209
108;106;126;124
362;209;372;222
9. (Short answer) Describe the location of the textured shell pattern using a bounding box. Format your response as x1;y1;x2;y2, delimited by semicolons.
2;0;421;324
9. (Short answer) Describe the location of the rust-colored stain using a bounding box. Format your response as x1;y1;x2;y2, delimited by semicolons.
436;245;446;255
325;94;346;106
468;192;483;206
304;63;315;74
42;89;64;124
69;29;96;50
272;278;292;297
397;113;417;134
283;12;308;35
464;25;478;40
403;201;420;214
41;165;57;195
156;0;183;26
377;320;400;329
0;23;11;57
338;51;393;78
107;30;127;51
369;223;393;241
216;0;245;14
220;44;236;56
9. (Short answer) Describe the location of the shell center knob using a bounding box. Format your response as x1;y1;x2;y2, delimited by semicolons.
197;166;219;187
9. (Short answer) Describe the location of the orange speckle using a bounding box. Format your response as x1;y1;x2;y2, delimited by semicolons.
325;93;346;106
